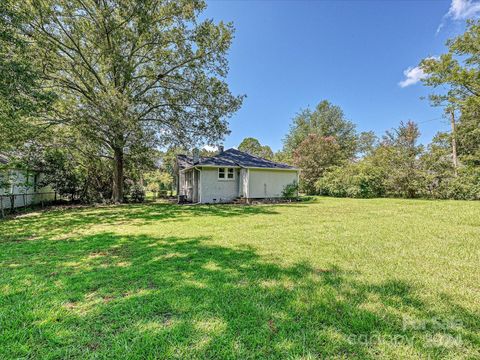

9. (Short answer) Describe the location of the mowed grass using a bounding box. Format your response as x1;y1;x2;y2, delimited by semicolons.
0;198;479;359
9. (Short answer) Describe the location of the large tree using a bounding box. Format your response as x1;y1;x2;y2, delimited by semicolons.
379;121;425;198
15;0;243;202
421;19;480;168
283;100;357;160
293;134;341;194
456;107;480;166
238;137;273;159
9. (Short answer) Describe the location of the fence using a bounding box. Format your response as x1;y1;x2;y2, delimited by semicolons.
0;192;59;218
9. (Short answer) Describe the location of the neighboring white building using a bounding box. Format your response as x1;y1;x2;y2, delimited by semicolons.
0;154;54;209
176;148;299;204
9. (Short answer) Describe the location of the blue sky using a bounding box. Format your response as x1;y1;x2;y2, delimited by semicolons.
202;0;478;151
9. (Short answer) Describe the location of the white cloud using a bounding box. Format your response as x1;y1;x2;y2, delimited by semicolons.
399;57;438;88
398;66;427;88
447;0;480;19
438;0;480;33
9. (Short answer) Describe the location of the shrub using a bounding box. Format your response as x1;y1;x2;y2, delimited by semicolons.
430;166;480;200
316;161;386;198
37;149;84;200
127;183;145;203
282;181;298;198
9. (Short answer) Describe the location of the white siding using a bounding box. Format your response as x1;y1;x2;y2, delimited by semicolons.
239;168;248;197
0;170;54;208
248;169;298;198
200;168;239;203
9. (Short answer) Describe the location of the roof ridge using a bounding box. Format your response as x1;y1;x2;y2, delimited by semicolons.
227;148;294;168
234;149;275;162
178;148;297;170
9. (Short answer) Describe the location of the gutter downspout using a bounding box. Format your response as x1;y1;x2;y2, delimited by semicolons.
194;166;202;204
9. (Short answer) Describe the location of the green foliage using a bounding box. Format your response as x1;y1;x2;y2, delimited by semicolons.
317;121;427;199
427;166;480;200
37;149;84;199
357;131;378;158
126;183;146;203
0;1;55;152
238;137;274;159
293;134;342;194
281;181;298;198
421;19;480;108
316;121;479;200
456;108;480;166
283;100;357;160
144;170;173;193
10;0;243;202
421;19;480;168
81;158;115;203
379;121;425;198
420;132;456;196
316;161;386;198
272;150;293;165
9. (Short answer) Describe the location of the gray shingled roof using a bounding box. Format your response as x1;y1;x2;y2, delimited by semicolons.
176;154;194;170
179;148;296;170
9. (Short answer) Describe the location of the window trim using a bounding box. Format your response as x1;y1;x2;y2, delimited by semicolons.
218;167;225;179
218;167;235;181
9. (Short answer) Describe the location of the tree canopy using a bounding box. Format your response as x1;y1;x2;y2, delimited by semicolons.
238;137;273;159
421;19;480;167
283;100;357;160
293;134;341;194
0;0;55;152
10;0;243;201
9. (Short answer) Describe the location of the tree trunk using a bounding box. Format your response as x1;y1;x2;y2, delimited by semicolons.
112;147;124;203
450;110;458;176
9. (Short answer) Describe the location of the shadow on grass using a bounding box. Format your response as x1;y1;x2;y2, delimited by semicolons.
0;202;282;243
1;232;478;359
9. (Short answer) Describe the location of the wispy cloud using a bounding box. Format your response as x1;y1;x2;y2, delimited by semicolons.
438;0;480;33
398;66;427;88
447;0;480;19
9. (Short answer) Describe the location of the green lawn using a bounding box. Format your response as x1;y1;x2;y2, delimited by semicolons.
1;198;479;359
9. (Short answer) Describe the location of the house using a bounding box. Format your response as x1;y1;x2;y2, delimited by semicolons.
176;147;299;203
0;154;54;210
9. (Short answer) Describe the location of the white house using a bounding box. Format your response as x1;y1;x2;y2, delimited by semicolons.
0;154;54;210
176;148;299;204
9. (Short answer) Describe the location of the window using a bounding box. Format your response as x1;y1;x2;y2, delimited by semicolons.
218;168;225;179
218;167;235;180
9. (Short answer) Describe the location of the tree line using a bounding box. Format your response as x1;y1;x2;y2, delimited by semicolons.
240;99;478;200
237;21;480;200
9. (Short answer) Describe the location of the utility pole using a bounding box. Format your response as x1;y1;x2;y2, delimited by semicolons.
450;109;458;176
